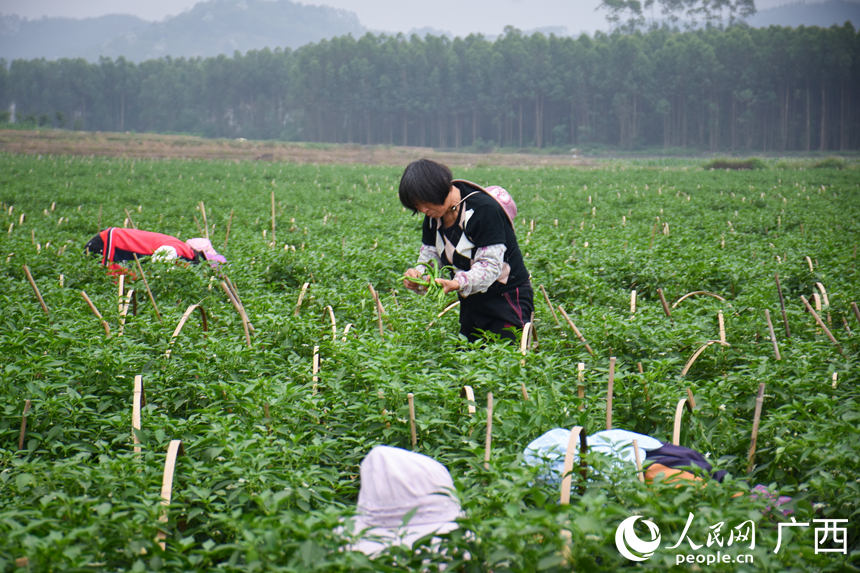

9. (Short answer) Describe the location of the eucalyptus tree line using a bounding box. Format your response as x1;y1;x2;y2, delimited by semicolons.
1;23;858;152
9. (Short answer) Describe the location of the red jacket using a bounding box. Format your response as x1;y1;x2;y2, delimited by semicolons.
85;228;199;270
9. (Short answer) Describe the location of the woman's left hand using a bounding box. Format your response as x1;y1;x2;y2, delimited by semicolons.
435;278;460;294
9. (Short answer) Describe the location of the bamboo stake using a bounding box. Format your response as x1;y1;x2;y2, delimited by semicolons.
219;282;251;347
156;439;184;550
672;290;727;309
325;305;337;341
577;362;585;411
539;284;560;326
718;311;726;345
633;439;645;483
294;282;310;316
18;399;31;450
81;291;110;336
606;356;616;430
133;253;161;322
672;394;696;446
408;392;417;450
118;289;135;337
22;265;49;316
800;295;846;357
222;209;234;250
560;426;587;504
765;309;781;360
312;345;320;395
483;392;493;470
775;272;790;338
117;274;125;317
747;383;766;473
132;375;145;454
199;201;209;239
427;300;460;329
165;304;209;358
224;277;254;332
368;283;385;338
123;208;137;229
461;385;476;415
558;305;594;355
630;289;637;315
681;340;730;377
852;302;860;327
657;288;672;319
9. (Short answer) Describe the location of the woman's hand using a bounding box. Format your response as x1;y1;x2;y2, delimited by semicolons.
403;267;428;292
435;278;460;294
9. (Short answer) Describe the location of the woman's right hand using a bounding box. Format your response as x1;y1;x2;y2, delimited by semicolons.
403;267;428;292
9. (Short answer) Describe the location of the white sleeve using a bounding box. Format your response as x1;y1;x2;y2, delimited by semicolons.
416;244;442;275
454;244;508;297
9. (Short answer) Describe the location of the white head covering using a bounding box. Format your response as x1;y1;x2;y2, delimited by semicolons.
342;445;461;557
523;428;664;485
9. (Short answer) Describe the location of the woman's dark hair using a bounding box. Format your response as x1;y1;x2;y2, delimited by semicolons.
398;159;453;213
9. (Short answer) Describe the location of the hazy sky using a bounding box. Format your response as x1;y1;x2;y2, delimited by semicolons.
0;0;805;37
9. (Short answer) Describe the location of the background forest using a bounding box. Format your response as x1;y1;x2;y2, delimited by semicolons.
2;24;859;153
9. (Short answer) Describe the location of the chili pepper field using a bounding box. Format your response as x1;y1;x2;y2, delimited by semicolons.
0;151;858;571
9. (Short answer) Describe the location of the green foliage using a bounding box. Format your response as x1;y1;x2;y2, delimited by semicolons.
0;154;857;570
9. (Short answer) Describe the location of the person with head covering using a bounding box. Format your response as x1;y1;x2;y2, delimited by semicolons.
341;445;462;558
398;158;533;344
84;228;226;274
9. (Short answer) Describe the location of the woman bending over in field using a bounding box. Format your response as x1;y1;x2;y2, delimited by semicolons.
399;158;533;343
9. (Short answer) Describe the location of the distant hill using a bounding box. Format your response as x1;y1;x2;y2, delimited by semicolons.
0;0;366;63
746;0;860;28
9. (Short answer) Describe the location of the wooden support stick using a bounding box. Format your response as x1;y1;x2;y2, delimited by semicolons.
606;356;616;430
775;273;790;338
156;440;184;550
852;302;860;328
368;283;385;338
408;392;417;450
800;295;846;357
222;209;234;250
118;289;135;337
199;201;209;239
294;282;309;316
577;362;585;411
718;311;726;345
220;282;251;347
81;291;110;336
539;284;560;326
427;300;460;329
312;345;320;395
558;305;594;355
117;274;125;316
22;265;49;316
560;426;587;504
633;439;645;483
484;392;494;470
671;290;727;309
123;208;137;229
671;394;696;446
165;304;209;358
132;375;145;454
747;383;766;473
681;340;730;377
18;399;31;450
224;277;254;332
325;305;337;341
461;385;476;415
630;289;637;315
765;309;781;360
133;253;161;322
657;288;672;319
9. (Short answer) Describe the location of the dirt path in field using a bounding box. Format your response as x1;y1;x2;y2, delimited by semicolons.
0;129;597;168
